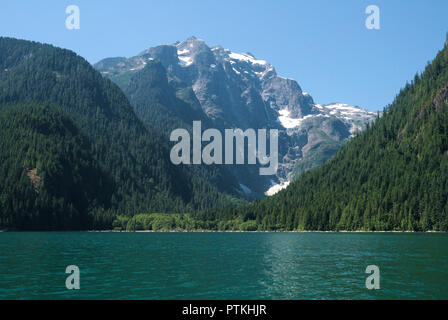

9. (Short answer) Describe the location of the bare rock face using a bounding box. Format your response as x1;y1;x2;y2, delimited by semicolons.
433;84;448;110
95;37;377;197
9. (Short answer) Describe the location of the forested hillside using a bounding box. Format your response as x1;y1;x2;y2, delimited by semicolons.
1;37;447;231
120;60;245;199
0;37;241;230
202;43;448;231
0;103;114;230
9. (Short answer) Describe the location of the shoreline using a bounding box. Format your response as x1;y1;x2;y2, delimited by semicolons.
92;230;446;233
1;229;446;233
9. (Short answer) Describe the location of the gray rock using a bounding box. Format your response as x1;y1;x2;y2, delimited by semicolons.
95;37;377;196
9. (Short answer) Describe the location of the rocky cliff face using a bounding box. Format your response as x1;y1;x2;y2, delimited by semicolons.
95;36;377;196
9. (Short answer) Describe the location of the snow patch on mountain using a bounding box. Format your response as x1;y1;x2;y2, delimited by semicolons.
277;109;328;129
177;49;190;55
277;101;377;133
177;49;193;67
265;181;290;196
228;52;268;66
278;109;303;128
317;103;377;136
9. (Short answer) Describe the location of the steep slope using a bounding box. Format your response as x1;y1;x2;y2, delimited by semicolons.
95;37;377;196
208;43;448;231
108;59;247;199
0;103;114;230
0;37;242;230
124;60;211;131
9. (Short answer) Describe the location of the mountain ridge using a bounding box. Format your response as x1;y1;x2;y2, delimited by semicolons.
95;37;377;196
0;37;243;230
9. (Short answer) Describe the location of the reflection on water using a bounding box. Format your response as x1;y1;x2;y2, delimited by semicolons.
0;232;447;299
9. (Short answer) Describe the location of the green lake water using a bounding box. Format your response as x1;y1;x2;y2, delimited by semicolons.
0;232;447;299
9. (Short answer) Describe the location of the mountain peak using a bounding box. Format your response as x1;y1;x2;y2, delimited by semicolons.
178;36;205;47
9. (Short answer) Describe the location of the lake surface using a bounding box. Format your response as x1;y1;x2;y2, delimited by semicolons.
0;232;447;299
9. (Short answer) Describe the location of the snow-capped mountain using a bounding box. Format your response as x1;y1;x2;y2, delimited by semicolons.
95;36;377;197
278;103;377;135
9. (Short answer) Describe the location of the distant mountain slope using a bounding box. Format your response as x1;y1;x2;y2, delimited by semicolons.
125;60;210;131
95;37;377;196
0;37;242;230
102;59;246;200
208;42;448;231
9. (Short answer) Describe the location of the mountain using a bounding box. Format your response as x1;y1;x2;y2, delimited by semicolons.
97;58;245;200
205;41;448;232
95;36;377;197
0;37;242;230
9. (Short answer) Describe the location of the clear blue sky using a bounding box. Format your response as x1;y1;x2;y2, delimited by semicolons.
1;0;447;111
